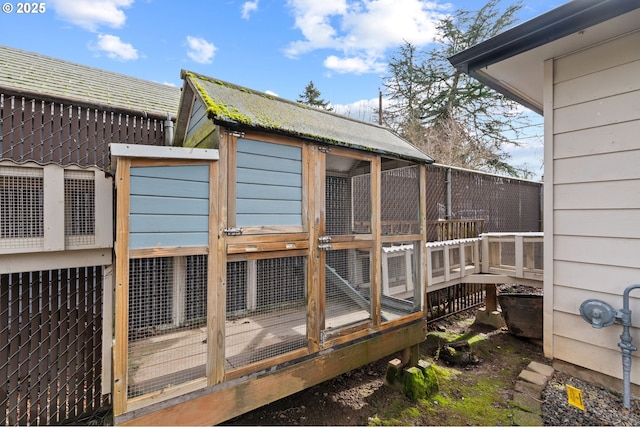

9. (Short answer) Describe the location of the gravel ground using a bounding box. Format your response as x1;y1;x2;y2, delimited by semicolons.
542;371;640;426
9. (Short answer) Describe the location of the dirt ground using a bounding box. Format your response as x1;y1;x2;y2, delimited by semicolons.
222;310;549;426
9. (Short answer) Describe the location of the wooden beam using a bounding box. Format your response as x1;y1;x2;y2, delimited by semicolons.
113;157;131;416
116;321;425;426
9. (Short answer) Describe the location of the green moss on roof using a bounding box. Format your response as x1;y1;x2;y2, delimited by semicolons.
183;70;434;164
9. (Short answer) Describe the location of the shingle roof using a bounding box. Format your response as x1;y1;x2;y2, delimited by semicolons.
184;71;433;163
0;45;180;118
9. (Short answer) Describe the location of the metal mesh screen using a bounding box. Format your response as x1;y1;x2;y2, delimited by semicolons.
0;267;109;426
325;249;372;331
381;241;422;322
326;154;371;235
225;256;307;370
381;162;420;235
450;168;541;232
424;164;542;240
127;255;207;398
64;170;95;246
0;94;167;170
0;166;44;249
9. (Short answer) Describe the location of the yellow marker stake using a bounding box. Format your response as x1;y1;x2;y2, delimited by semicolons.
567;385;585;410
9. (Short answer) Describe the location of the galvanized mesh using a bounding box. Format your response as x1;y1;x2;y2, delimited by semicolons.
326;154;371;235
380;241;422;321
225;256;307;370
381;160;420;235
0;165;44;249
0;94;167;170
325;249;372;331
64;170;95;246
127;255;208;398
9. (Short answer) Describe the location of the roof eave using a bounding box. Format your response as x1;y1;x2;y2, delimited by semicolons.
212;117;435;164
449;0;640;74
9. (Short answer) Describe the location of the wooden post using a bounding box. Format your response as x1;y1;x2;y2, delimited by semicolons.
485;283;497;312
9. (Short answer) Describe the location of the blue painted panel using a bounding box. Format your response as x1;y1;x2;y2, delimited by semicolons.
130;232;209;249
236;214;301;227
130;176;209;200
186;98;209;140
238;138;301;160
236;168;301;187
130;195;209;215
130;214;209;233
236;183;301;201
128;164;211;248
237;152;302;174
237;199;302;215
235;139;302;228
131;165;209;182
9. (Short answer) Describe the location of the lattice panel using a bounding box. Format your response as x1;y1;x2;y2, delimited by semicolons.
225;256;307;370
325;249;372;331
64;170;95;246
127;255;207;398
0;166;44;249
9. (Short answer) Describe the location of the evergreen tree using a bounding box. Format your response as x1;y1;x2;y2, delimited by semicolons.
382;0;530;176
298;81;333;111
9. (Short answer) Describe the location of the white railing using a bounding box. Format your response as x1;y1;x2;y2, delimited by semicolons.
426;238;482;290
480;232;544;282
425;232;543;290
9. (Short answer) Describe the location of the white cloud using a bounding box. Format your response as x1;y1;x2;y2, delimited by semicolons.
285;0;449;74
241;0;259;19
49;0;134;32
324;55;385;74
265;90;279;97
186;36;217;64
90;34;138;61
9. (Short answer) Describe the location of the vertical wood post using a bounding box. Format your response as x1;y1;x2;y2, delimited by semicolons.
485;284;497;312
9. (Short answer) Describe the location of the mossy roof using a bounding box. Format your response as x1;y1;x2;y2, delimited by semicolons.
0;45;180;118
184;71;434;163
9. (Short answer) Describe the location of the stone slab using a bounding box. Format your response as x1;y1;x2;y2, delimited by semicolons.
510;391;542;414
527;361;554;378
518;369;548;387
514;379;543;397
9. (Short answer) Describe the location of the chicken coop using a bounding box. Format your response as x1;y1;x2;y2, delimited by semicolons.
111;71;434;425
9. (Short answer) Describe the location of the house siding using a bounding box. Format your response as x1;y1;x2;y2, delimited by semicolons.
550;30;640;384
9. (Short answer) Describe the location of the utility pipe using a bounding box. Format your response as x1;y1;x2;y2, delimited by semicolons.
580;284;640;410
619;284;640;409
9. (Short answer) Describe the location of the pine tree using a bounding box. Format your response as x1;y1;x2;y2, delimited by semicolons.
297;81;333;111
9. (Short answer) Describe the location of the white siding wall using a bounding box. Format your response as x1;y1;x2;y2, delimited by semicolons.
549;30;640;384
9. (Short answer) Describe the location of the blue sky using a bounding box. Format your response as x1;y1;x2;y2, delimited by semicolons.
0;0;565;179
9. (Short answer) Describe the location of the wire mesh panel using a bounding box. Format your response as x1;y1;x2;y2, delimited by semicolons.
64;170;95;246
380;241;422;321
0;165;44;250
324;249;372;331
127;255;207;398
0;267;108;426
450;168;541;232
381;161;420;235
326;153;371;235
225;256;307;370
